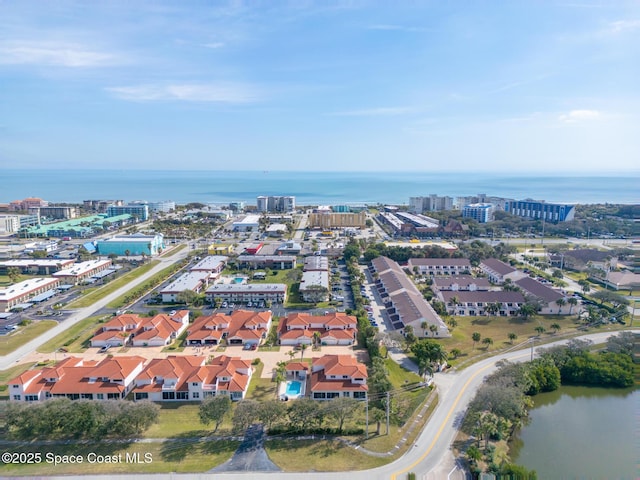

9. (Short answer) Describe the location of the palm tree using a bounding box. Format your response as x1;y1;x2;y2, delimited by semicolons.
287;350;296;361
482;337;493;350
555;298;566;315
508;332;517;344
518;303;537;321
447;318;458;330
300;343;308;360
567;297;578;315
420;321;429;337
534;326;545;336
472;332;481;350
312;331;321;348
450;295;460;315
429;324;438;337
550;323;561;334
449;348;461;359
578;279;591;294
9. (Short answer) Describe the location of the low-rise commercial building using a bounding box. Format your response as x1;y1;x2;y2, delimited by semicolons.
0;259;75;275
308;212;366;229
52;259;113;285
96;233;165;257
232;215;261;232
0;277;61;312
299;270;330;302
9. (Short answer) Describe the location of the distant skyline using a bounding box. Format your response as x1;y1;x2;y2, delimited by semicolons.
1;1;639;172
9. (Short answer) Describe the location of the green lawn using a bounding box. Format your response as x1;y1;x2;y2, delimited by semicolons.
384;357;422;388
0;320;58;356
144;403;213;438
0;440;238;476
245;362;279;401
37;315;106;354
266;439;389;472
68;261;160;308
163;244;186;256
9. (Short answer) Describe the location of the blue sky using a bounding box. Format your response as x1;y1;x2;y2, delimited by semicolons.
1;1;638;172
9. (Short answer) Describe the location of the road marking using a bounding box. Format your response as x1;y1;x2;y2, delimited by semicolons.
390;352;529;480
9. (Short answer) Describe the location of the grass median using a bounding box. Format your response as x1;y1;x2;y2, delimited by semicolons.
0;320;58;356
68;261;160;309
37;315;106;354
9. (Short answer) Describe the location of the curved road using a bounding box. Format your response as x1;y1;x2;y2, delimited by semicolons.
38;330;637;480
0;248;190;371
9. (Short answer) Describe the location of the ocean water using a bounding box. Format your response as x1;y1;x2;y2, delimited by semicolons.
1;169;638;205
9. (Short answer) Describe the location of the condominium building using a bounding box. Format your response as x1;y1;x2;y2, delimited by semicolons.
278;312;357;346
256;196;296;213
504;200;576;222
407;258;472;276
409;195;454;213
462;203;495;223
8;197;48;211
106;204;149;221
205;283;287;304
31;206;78;220
186;310;272;346
310;355;367;400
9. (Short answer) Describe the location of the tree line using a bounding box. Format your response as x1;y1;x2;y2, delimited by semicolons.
2;399;159;440
462;332;635;477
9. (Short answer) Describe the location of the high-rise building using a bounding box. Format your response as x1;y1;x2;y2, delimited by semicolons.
462;203;495;223
256;196;296;213
106;204;149;221
409;195;454;213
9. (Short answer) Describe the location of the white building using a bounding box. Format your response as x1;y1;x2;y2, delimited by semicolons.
232;215;261;232
462;203;495;223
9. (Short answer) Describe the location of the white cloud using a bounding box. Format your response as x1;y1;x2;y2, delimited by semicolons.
330;107;416;117
607;19;640;34
202;42;225;49
558;109;601;123
106;83;261;103
0;41;117;67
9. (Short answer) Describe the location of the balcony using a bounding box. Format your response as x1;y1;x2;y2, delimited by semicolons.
202;384;217;391
162;383;177;391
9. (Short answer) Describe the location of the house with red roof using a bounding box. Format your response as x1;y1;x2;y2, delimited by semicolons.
185;310;271;347
8;356;146;402
90;310;190;348
310;355;367;400
278;312;357;346
134;355;252;401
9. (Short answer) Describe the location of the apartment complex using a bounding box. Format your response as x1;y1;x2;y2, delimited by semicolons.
407;258;472;276
90;311;190;348
205;283;287;304
96;233;165;257
278;312;357;346
438;290;526;316
106;204;149;221
8;356;146;401
371;256;449;337
479;258;526;284
186;310;272;346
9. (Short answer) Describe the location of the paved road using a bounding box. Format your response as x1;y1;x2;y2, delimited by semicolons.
37;330;636;480
0;247;190;370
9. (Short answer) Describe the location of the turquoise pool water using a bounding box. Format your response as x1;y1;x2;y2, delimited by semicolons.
285;380;302;396
233;277;244;284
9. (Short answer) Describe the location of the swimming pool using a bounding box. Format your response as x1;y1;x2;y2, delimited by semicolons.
285;380;302;396
233;277;244;284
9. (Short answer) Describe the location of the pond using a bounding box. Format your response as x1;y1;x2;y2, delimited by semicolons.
510;385;638;479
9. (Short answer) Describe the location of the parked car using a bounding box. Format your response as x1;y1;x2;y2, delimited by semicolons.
99;344;111;353
243;343;252;350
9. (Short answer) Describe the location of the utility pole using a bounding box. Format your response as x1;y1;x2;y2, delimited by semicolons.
386;392;390;435
365;399;369;439
530;337;535;361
